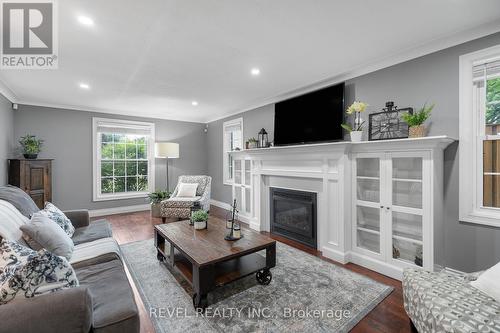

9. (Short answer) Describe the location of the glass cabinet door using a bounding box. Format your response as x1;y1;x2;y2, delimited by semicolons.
234;160;242;185
355;157;382;256
390;156;425;268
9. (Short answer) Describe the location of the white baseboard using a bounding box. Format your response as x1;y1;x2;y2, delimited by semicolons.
321;246;349;264
89;204;150;218
210;199;232;211
349;252;403;280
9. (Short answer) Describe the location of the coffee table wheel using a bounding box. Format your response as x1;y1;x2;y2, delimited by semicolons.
192;293;208;311
156;251;164;262
256;269;272;285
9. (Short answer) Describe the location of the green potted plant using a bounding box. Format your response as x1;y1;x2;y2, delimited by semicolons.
341;101;368;142
19;135;43;159
147;190;171;218
401;103;434;138
191;210;209;230
247;137;258;149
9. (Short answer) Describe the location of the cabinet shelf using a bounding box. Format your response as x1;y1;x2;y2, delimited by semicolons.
357;226;380;235
392;234;423;245
392;178;422;183
357;176;379;180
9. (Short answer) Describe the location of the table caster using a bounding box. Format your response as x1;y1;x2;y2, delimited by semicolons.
256;269;272;285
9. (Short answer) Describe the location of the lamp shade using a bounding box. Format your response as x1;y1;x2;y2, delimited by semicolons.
155;142;179;158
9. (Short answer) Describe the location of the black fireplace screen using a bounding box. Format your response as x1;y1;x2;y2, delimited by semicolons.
270;187;317;248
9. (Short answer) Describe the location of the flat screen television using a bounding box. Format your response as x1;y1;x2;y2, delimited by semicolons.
274;83;345;146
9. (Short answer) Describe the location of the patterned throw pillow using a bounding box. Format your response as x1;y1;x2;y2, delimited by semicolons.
0;240;78;304
38;202;75;237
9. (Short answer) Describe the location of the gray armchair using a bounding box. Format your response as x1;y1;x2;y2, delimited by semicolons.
160;175;211;221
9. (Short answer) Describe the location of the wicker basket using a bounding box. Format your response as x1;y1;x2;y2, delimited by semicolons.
409;125;426;138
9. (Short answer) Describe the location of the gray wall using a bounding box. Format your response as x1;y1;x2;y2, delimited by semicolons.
207;32;500;272
0;94;14;185
13;105;208;211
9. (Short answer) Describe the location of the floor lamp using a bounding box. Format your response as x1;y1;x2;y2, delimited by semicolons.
155;142;180;192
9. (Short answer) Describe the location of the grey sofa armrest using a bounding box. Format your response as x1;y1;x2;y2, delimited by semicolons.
64;209;90;228
0;287;93;333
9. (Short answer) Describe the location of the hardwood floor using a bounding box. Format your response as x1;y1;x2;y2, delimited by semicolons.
93;207;412;333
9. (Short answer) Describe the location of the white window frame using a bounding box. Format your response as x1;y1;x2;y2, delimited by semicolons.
92;117;155;201
459;44;500;227
223;117;243;185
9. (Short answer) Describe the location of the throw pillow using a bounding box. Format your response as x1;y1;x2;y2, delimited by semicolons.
21;213;74;260
0;185;39;218
470;261;500;302
0;240;78;304
39;202;75;237
177;183;198;197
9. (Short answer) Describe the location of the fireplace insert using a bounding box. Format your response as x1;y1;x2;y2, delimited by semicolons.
270;187;317;249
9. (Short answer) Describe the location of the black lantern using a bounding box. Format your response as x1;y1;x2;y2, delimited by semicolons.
258;128;268;148
190;201;202;226
225;199;242;241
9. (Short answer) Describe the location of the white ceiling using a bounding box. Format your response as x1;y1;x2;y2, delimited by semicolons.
1;0;500;123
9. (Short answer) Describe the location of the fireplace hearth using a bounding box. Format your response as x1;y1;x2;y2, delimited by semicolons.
270;187;317;249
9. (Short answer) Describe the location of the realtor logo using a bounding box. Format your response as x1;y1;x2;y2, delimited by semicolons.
1;0;58;69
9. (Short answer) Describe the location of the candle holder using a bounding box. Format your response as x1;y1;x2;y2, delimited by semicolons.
225;199;243;241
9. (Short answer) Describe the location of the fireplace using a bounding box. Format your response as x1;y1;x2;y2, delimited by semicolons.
270;187;317;248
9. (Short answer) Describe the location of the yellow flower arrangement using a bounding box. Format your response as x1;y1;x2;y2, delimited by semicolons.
346;101;368;114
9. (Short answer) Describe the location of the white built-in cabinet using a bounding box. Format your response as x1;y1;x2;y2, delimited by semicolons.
228;136;454;280
352;151;432;272
232;158;253;218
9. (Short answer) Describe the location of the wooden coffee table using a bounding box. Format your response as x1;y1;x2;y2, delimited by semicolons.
154;218;276;310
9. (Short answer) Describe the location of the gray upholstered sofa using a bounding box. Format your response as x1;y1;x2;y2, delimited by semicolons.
0;185;139;333
161;175;211;221
402;267;500;333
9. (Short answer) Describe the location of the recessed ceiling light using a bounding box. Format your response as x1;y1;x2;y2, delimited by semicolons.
79;83;90;89
251;68;260;76
77;16;94;26
191;101;198;106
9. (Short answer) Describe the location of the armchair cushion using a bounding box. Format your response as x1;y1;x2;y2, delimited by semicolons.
163;196;201;208
177;183;198;197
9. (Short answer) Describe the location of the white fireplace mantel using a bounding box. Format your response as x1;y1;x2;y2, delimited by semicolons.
228;136;456;280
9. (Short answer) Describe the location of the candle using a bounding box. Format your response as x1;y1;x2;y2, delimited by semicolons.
226;220;233;229
233;226;241;239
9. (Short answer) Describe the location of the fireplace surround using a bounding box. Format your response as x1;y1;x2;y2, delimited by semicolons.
270;187;317;248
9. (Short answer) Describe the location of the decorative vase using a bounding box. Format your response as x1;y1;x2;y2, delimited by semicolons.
409;125;426;138
350;131;363;142
151;203;161;218
23;153;38;159
194;219;207;230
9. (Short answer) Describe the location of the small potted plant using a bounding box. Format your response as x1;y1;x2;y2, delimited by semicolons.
341;101;368;142
147;190;171;218
247;137;258;149
401;103;434;138
191;210;209;230
19;135;43;159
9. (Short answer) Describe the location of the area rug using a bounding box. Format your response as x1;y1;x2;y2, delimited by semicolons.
121;239;393;333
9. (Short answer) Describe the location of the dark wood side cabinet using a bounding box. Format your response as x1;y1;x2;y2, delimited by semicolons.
8;159;53;209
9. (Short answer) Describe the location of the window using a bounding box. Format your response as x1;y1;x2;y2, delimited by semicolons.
93;118;155;201
459;45;500;226
223;118;243;185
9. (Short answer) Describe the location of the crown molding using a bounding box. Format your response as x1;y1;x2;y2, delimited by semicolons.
14;99;204;123
0;78;17;102
205;20;500;123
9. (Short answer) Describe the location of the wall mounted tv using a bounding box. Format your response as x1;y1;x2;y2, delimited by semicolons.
274;82;345;146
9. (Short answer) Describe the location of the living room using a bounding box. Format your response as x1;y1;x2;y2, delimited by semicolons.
1;1;500;333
